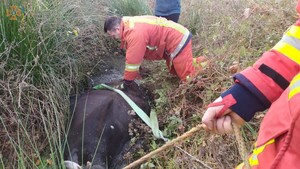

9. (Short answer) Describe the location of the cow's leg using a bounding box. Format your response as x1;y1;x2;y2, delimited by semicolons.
84;138;108;169
69;148;79;163
108;139;131;169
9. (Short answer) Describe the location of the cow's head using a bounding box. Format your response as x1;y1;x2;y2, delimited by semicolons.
107;80;148;100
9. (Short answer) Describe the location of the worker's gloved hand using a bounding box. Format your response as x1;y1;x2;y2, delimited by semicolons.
201;95;245;134
121;79;134;91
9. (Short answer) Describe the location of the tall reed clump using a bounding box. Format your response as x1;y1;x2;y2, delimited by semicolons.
0;0;107;167
1;0;152;167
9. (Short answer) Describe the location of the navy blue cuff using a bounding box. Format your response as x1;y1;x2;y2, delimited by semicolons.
234;73;271;108
221;84;266;121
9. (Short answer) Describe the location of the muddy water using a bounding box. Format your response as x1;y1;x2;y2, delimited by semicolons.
87;55;125;87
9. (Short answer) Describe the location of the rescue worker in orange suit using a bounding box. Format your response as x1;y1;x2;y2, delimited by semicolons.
104;15;206;86
202;1;300;168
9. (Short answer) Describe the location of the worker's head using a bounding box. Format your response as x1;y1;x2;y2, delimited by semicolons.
104;16;122;39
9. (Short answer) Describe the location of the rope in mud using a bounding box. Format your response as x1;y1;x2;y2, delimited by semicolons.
123;123;250;169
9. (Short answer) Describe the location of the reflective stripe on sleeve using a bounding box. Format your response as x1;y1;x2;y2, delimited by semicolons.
272;25;300;65
170;30;190;59
236;139;275;168
272;42;300;65
125;63;140;72
285;25;300;39
289;73;300;99
248;139;275;166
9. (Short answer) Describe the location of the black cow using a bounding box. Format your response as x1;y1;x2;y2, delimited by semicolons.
64;81;151;169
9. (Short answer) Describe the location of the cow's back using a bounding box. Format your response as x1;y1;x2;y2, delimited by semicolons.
64;83;150;168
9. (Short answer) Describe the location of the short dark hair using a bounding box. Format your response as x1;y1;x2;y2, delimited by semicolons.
104;16;122;32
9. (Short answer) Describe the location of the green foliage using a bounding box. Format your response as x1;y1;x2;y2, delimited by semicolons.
154;88;169;109
141;161;156;169
150;139;158;150
184;7;202;35
163;115;183;137
107;0;152;16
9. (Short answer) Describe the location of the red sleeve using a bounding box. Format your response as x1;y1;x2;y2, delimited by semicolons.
123;29;147;80
221;21;300;121
239;49;299;103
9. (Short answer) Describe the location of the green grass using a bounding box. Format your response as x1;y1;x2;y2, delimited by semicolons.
107;0;152;16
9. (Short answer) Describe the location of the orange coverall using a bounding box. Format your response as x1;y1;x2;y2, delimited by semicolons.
235;75;300;168
119;15;201;81
219;1;300;168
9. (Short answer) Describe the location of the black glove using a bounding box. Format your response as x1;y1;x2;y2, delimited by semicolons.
122;79;134;90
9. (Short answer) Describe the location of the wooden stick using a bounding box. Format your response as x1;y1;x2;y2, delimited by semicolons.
124;123;250;169
123;124;206;169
